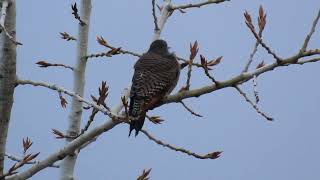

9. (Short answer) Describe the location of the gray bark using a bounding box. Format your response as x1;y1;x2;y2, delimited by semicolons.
0;0;16;179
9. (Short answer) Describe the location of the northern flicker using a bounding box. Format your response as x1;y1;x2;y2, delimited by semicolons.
129;39;180;136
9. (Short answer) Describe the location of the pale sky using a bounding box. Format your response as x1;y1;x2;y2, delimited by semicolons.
6;0;320;179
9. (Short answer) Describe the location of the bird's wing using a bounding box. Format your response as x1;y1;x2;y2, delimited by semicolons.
131;52;180;100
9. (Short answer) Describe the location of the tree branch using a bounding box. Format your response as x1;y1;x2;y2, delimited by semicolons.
36;61;74;71
234;85;273;121
141;129;221;160
16;79;121;121
243;41;259;72
5;153;59;168
301;8;320;52
179;101;202;117
152;0;159;31
171;0;229;10
164;50;320;103
153;0;172;41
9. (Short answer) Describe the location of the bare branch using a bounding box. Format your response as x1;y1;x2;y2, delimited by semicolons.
301;8;320;52
183;41;199;90
171;0;230;11
7;121;119;180
164;49;320;104
234;85;273;121
36;61;74;71
153;0;172;41
1;152;40;179
200;55;218;83
180;101;203;117
244;10;281;63
71;2;86;25
5;154;59;168
152;0;159;31
6;88;130;180
87;36;141;59
59;32;77;41
141;129;222;160
243;41;259;73
16;79;122;121
252;75;260;104
136;168;152;180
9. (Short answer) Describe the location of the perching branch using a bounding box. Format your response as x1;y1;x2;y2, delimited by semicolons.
164;49;320;104
141;129;222;160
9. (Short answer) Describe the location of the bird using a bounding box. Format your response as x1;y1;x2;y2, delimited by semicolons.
128;39;180;136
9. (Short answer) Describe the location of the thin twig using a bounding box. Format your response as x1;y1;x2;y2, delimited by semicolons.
183;42;198;90
180;101;202;117
152;0;159;31
141;129;221;160
200;55;218;83
5;154;59;168
16;79;123;122
137;168;152;180
87;36;141;59
243;41;259;72
301;8;320;52
244;11;281;63
36;61;74;71
60;32;77;41
252;75;259;104
71;3;86;25
78;109;98;137
171;0;229;10
234;85;273;121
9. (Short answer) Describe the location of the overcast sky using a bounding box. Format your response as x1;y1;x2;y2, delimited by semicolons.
6;0;320;179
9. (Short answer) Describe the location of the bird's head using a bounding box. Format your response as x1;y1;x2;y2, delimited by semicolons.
148;39;169;55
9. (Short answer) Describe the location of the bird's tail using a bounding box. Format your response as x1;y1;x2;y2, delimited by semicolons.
129;96;146;137
129;111;146;137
